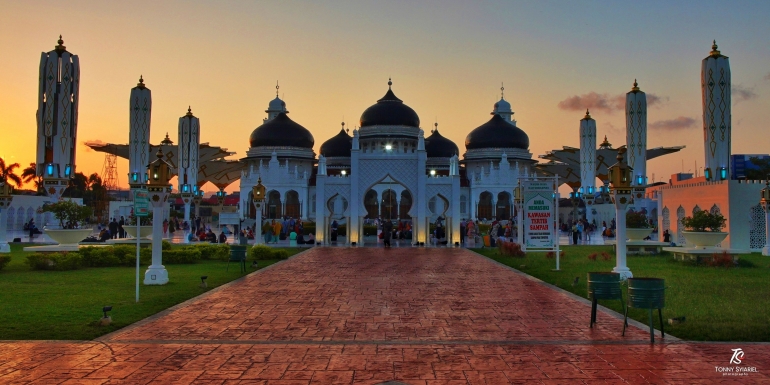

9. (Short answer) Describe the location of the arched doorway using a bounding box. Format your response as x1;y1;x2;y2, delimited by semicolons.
381;190;398;220
364;190;378;218
285;190;301;218
496;191;511;220
267;190;281;219
477;191;493;220
399;190;412;218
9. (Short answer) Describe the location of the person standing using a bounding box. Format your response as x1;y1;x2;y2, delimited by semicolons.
460;219;466;245
118;216;125;238
109;218;118;239
382;219;393;247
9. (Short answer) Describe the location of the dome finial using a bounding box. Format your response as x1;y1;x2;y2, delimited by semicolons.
710;40;721;56
501;82;505;99
186;106;193;117
276;81;279;97
584;109;591;119
388;77;392;89
632;79;640;91
434;121;438;134
137;75;145;88
55;35;66;52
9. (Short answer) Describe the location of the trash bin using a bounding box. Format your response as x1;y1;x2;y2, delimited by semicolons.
228;245;248;273
587;272;624;328
623;277;666;343
483;235;491;247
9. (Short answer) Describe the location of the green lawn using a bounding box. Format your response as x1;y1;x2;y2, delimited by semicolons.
0;244;302;340
474;245;770;342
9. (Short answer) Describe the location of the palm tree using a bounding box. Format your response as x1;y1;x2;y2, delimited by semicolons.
0;157;22;188
21;162;43;191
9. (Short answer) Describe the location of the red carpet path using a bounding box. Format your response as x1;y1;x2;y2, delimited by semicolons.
1;247;768;384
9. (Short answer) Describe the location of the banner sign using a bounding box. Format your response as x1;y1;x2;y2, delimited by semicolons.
133;190;150;217
523;180;555;248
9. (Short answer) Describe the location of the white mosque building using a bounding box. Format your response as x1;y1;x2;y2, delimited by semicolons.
238;80;535;245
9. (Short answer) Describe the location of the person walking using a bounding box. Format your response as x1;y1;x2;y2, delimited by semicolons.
460;219;466;245
382;219;393;247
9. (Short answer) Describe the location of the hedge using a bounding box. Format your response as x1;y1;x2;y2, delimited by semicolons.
26;253;83;271
248;245;291;261
193;244;230;261
0;255;11;271
162;248;201;264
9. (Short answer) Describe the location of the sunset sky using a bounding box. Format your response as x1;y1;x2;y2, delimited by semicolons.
1;1;769;194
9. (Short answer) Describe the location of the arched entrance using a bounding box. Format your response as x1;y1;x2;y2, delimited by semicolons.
496;191;511;220
285;190;301;218
267;190;281;219
381;190;398;220
477;191;493;220
399;190;412;218
364;190;378;218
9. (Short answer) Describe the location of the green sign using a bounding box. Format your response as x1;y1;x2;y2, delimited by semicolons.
134;190;150;217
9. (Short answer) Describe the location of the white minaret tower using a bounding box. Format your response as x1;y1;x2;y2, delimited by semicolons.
492;83;516;125
178;107;200;224
702;41;731;181
128;76;151;187
580;109;597;224
264;81;288;123
625;79;647;193
36;36;80;200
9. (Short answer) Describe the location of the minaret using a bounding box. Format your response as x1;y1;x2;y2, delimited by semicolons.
702;41;731;180
625;79;647;191
36;36;80;200
178;107;200;224
264;81;288;123
580;109;597;223
128;76;151;187
491;83;516;124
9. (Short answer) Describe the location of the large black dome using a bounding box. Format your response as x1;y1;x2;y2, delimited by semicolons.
425;129;459;158
359;83;420;128
465;114;529;150
249;112;314;148
320;128;352;157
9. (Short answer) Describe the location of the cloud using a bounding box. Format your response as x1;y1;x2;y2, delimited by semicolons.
649;116;697;131
764;73;770;81
558;92;667;113
82;140;107;152
732;84;757;104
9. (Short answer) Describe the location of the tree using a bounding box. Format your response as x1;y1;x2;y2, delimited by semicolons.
0;157;22;188
21;162;43;192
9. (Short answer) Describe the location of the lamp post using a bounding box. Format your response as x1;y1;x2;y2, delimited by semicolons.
0;183;13;253
583;186;595;225
144;148;172;285
609;147;633;280
514;186;523;246
569;190;582;224
192;187;203;224
252;177;266;246
761;179;770;256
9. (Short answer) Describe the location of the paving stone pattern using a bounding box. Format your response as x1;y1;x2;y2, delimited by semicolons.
1;247;768;384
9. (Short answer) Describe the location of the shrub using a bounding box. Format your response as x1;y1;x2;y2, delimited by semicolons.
587;253;598;261
26;253;82;271
0;255;11;271
249;245;274;260
682;210;726;232
601;252;611;261
626;210;650;228
79;247;121;267
162;248;201;264
162;240;172;250
195;244;230;261
273;249;290;260
707;251;735;268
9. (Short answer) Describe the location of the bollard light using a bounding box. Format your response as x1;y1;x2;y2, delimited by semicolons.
200;275;208;288
102;306;112;318
341;170;347;176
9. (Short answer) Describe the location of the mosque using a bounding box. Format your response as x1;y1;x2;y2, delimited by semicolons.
239;79;535;245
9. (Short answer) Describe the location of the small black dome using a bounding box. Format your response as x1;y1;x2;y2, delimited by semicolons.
359;85;420;128
249;112;314;148
320;128;352;157
465;114;529;150
425;129;459;158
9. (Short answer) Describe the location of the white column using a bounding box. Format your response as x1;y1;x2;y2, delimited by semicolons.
702;41;731;180
612;193;633;280
0;209;9;253
129;76;152;185
253;202;264;246
144;204;168;285
626;81;648;188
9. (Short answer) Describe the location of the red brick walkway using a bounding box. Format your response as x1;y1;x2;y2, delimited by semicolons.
1;248;768;384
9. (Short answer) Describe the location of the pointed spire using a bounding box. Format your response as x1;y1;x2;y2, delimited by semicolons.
55;35;66;52
341;121;346;133
501;82;505;99
275;81;279;97
161;132;174;145
583;109;592;120
388;77;392;89
186;106;193;117
137;75;145;89
631;79;640;92
710;40;722;57
433;121;438;134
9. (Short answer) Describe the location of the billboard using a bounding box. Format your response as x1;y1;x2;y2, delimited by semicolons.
522;180;555;249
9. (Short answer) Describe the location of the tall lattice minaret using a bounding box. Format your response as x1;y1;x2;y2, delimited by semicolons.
178;107;200;223
702;41;731;181
580;110;597;223
625;79;647;190
36;35;80;200
129;76;152;187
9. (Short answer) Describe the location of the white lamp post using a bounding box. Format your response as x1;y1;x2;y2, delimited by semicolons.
609;147;633;280
514;186;523;246
0;183;13;253
252;178;266;246
144;148;172;285
761;180;770;256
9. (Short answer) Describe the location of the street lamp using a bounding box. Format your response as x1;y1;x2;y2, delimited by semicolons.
569;190;582;224
608;146;633;280
144;148;172;285
760;178;770;256
514;186;524;247
252;177;266;246
0;182;14;253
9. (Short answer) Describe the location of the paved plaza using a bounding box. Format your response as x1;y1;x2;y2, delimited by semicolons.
2;247;768;384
